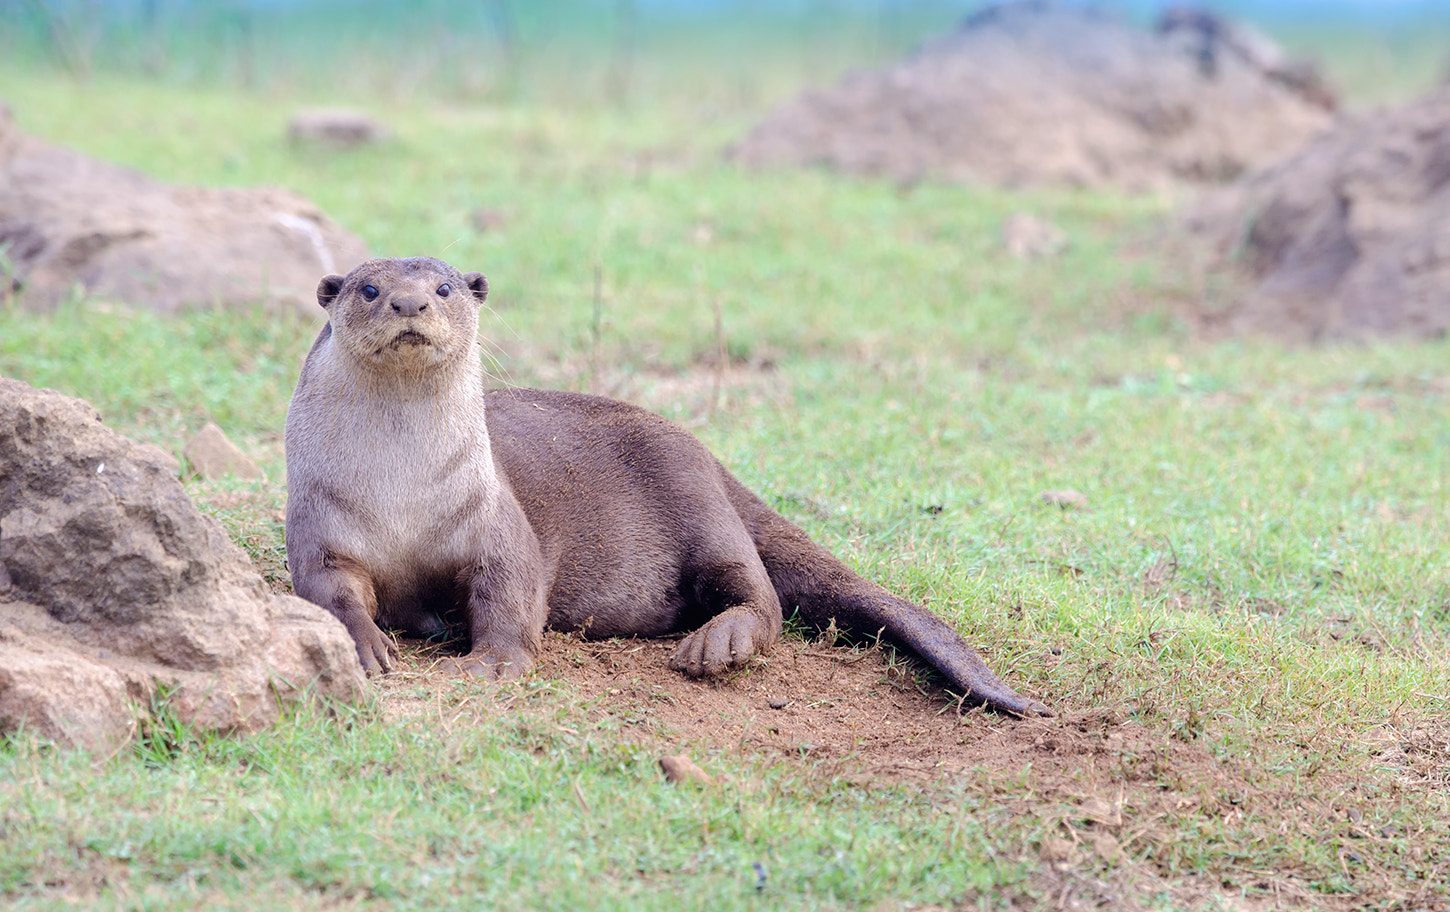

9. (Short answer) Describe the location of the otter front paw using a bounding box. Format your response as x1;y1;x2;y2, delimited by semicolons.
669;608;773;677
342;615;397;676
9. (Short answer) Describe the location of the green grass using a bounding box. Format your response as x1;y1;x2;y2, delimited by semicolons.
3;5;1450;909
2;694;1036;911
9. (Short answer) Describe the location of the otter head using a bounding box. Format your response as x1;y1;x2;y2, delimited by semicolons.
317;257;489;374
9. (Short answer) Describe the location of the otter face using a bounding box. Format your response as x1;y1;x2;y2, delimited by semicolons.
317;257;489;373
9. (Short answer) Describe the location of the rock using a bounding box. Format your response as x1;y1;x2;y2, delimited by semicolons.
1185;84;1450;340
1041;489;1089;509
469;208;508;233
1002;213;1067;259
0;636;133;753
729;1;1332;192
183;422;262;480
658;754;714;786
0;99;369;317
0;378;365;751
286;108;390;148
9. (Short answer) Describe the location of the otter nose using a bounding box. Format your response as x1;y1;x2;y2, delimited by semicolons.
391;296;427;317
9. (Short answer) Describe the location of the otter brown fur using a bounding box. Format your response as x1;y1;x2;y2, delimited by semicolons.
285;256;1047;716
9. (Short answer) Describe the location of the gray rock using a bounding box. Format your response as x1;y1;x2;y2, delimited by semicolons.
0;378;365;751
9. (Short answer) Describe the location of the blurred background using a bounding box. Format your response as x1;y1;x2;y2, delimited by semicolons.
3;0;1447;109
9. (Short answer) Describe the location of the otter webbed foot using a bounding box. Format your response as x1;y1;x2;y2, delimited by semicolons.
669;607;777;677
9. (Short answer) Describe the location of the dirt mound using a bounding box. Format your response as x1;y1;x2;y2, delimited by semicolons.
0;101;368;317
730;2;1333;192
0;378;364;752
1186;85;1450;340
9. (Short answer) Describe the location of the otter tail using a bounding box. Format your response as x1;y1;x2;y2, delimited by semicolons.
723;472;1049;717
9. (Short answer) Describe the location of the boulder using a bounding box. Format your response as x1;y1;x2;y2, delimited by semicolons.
0;378;365;752
0;100;369;317
730;2;1334;192
1186;85;1450;340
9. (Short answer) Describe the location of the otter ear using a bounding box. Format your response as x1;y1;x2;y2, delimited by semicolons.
317;275;345;309
464;272;489;305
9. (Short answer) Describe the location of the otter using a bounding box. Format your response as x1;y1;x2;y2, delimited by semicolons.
285;256;1047;716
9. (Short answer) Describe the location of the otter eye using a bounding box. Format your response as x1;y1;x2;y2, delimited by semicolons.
362;285;379;301
437;283;451;298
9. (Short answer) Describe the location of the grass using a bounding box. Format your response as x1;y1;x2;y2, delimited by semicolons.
3;692;1039;911
3;3;1450;909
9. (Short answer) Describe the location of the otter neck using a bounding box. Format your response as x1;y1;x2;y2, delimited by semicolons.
326;335;498;489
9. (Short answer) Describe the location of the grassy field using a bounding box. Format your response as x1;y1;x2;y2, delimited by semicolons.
3;3;1450;909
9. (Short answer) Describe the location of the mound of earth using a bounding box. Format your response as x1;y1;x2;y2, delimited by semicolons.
730;2;1334;192
1185;85;1450;340
0;379;365;751
0;101;368;316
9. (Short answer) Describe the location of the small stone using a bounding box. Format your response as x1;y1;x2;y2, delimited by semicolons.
183;423;261;480
1002;212;1067;259
1039;837;1082;865
1041;489;1089;509
1080;796;1122;827
287;108;389;148
659;754;714;786
1090;831;1121;862
470;208;508;233
768;697;789;709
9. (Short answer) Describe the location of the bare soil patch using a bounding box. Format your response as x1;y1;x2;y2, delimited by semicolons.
379;633;1192;785
1186;84;1450;340
730;2;1332;192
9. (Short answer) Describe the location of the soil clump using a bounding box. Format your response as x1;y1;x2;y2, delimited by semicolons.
730;2;1333;192
1186;84;1450;340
